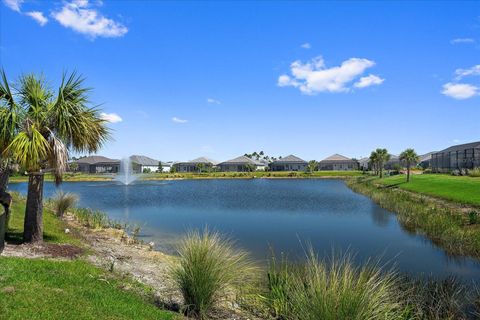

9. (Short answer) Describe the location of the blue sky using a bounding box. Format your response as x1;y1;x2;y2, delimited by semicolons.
1;0;479;161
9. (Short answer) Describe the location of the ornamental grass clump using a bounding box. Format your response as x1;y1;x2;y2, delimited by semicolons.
266;250;403;320
51;191;78;217
171;229;257;319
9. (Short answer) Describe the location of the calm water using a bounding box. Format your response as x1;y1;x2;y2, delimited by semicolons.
8;179;480;280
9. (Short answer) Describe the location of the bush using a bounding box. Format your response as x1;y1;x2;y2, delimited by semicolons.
265;250;403;320
469;168;480;178
51;191;78;217
171;229;256;319
469;211;479;225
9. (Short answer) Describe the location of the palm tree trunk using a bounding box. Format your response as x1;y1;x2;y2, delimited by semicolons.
24;173;44;243
407;164;411;182
0;163;12;232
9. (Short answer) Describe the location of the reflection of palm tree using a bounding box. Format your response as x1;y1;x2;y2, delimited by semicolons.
1;71;109;242
399;148;419;182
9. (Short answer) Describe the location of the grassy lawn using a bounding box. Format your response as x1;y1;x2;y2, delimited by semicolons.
9;173;113;183
0;258;177;320
1;195;177;320
377;174;480;207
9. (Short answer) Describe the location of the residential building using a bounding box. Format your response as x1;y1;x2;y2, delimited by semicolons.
73;156;120;174
319;154;358;171
218;155;267;172
431;141;480;172
271;155;307;171
130;155;160;173
173;157;219;172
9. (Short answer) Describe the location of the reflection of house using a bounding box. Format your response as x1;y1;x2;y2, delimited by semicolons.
218;155;267;172
271;155;307;171
74;156;120;174
431;141;480;172
319;154;358;170
173;157;218;172
130;155;160;173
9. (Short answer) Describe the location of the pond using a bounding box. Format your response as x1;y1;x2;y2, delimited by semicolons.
8;179;480;281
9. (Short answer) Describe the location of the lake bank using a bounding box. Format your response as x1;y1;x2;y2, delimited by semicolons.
346;176;480;259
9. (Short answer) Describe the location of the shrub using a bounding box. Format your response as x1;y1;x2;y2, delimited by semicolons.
265;250;403;320
171;229;256;319
51;191;78;217
469;211;479;225
469;167;480;178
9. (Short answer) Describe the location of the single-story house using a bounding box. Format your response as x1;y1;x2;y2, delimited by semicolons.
319;154;358;171
271;155;307;171
160;161;173;173
73;155;120;174
218;155;267;172
384;155;401;170
431;141;480;172
173;157;219;173
418;152;435;169
358;157;370;171
130;155;160;173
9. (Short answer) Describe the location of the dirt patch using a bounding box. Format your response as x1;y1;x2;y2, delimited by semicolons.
1;242;84;259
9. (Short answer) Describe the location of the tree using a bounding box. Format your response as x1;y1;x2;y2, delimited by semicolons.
308;160;318;173
375;148;390;178
2;71;109;243
157;161;163;173
196;163;205;173
399;148;419;183
369;151;379;175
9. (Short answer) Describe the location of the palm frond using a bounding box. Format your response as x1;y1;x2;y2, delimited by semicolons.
47;130;68;185
5;124;50;172
0;69;16;109
18;73;52;125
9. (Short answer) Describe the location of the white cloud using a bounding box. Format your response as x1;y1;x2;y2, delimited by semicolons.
301;43;311;49
172;117;188;123
207;98;221;104
451;38;475;44
354;74;384;88
278;56;382;94
2;0;23;12
454;65;480;80
442;83;478;100
25;11;48;26
51;0;128;39
100;112;122;123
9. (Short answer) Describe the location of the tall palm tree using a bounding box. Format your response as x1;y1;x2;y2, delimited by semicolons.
369;151;378;175
399;148;419;182
2;71;110;242
375;148;390;178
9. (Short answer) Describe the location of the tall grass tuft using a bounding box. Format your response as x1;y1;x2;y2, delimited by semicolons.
469;167;480;178
51;191;78;217
265;250;403;320
171;229;257;319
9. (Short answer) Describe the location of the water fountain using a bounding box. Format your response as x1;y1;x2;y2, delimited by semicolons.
115;157;138;185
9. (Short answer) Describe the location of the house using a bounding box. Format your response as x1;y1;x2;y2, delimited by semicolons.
384;155;401;170
418;152;435;169
160;161;173;173
319;154;358;171
73;155;120;174
431;141;480;172
218;155;267;172
271;155;307;171
358;157;370;171
130;155;160;173
173;157;219;173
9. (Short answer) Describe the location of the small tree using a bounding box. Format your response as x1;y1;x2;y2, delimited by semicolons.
196;163;205;173
399;148;419;182
308;160;318;173
157;161;163;173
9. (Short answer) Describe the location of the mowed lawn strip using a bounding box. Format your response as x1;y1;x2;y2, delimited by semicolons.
0;258;178;320
377;174;480;207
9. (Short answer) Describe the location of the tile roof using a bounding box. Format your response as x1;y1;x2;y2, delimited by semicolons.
219;155;264;165
130;155;160;166
272;155;307;164
438;141;480;153
320;154;352;161
75;155;120;164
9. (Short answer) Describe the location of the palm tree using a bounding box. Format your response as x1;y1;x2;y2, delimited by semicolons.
369;151;378;175
307;160;318;173
375;148;390;178
2;71;109;243
399;148;419;182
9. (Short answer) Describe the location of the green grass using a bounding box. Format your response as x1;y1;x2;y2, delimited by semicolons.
9;173;114;183
377;174;480;207
7;193;81;245
0;258;177;320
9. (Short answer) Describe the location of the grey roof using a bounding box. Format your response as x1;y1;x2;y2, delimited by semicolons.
219;155;264;166
437;141;480;153
75;155;119;164
175;157;219;166
130;155;159;166
419;152;435;162
272;155;307;164
320;154;354;162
